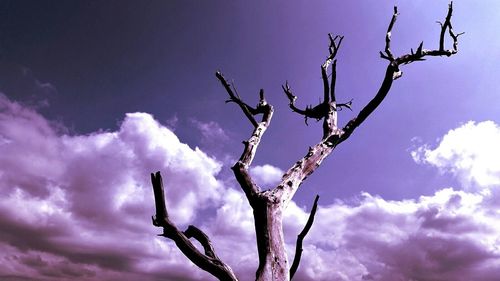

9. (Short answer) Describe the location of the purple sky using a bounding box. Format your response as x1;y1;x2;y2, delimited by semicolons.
1;1;500;280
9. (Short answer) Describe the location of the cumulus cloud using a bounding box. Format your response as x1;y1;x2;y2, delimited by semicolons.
0;95;225;280
412;121;500;189
1;96;500;281
249;164;284;187
307;189;500;281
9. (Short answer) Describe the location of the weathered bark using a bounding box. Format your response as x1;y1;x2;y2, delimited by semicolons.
151;3;461;281
216;72;288;280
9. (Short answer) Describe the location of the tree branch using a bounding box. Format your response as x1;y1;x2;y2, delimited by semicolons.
151;172;238;281
290;195;319;280
338;1;461;144
282;35;345;127
279;2;460;207
380;6;399;61
216;72;274;206
282;82;309;119
184;225;219;259
380;2;462;74
216;71;259;128
323;34;343;103
330;60;338;103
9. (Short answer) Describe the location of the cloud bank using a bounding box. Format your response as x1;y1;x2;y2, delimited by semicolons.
412;121;500;189
0;94;224;280
1;95;499;281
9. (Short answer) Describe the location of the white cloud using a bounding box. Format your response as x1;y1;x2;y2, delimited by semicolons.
302;188;500;281
0;95;225;280
249;164;284;187
412;121;500;189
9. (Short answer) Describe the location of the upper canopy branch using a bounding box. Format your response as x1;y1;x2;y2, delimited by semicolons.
381;6;399;61
337;1;461;144
282;34;350;127
323;35;344;103
279;2;460;207
380;2;463;79
151;172;238;281
216;71;272;128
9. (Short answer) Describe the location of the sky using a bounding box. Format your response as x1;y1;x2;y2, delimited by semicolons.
0;0;500;280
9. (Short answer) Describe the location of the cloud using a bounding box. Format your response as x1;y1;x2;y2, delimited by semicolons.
412;121;500;189
0;95;225;280
249;164;284;187
296;188;500;281
1;96;499;281
190;119;230;144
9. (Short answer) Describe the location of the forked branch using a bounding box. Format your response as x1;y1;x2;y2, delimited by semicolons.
380;2;463;76
216;72;274;206
151;172;238;281
282;35;348;127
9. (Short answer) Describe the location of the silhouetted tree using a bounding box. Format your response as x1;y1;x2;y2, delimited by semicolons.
151;3;462;281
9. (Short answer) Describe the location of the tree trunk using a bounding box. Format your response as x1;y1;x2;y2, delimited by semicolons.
254;197;289;281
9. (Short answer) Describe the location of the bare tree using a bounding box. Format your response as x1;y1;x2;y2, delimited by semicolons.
151;3;462;281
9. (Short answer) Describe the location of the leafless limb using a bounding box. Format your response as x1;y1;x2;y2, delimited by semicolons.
290;195;320;280
216;71;259;128
380;6;399;61
215;72;274;207
380;2;463;72
323;34;343;103
151;172;238;281
282;35;347;129
337;1;462;144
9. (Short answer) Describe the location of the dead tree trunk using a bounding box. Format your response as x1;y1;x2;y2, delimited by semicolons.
151;3;461;281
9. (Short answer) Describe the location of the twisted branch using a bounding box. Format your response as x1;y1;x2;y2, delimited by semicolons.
151;172;238;281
